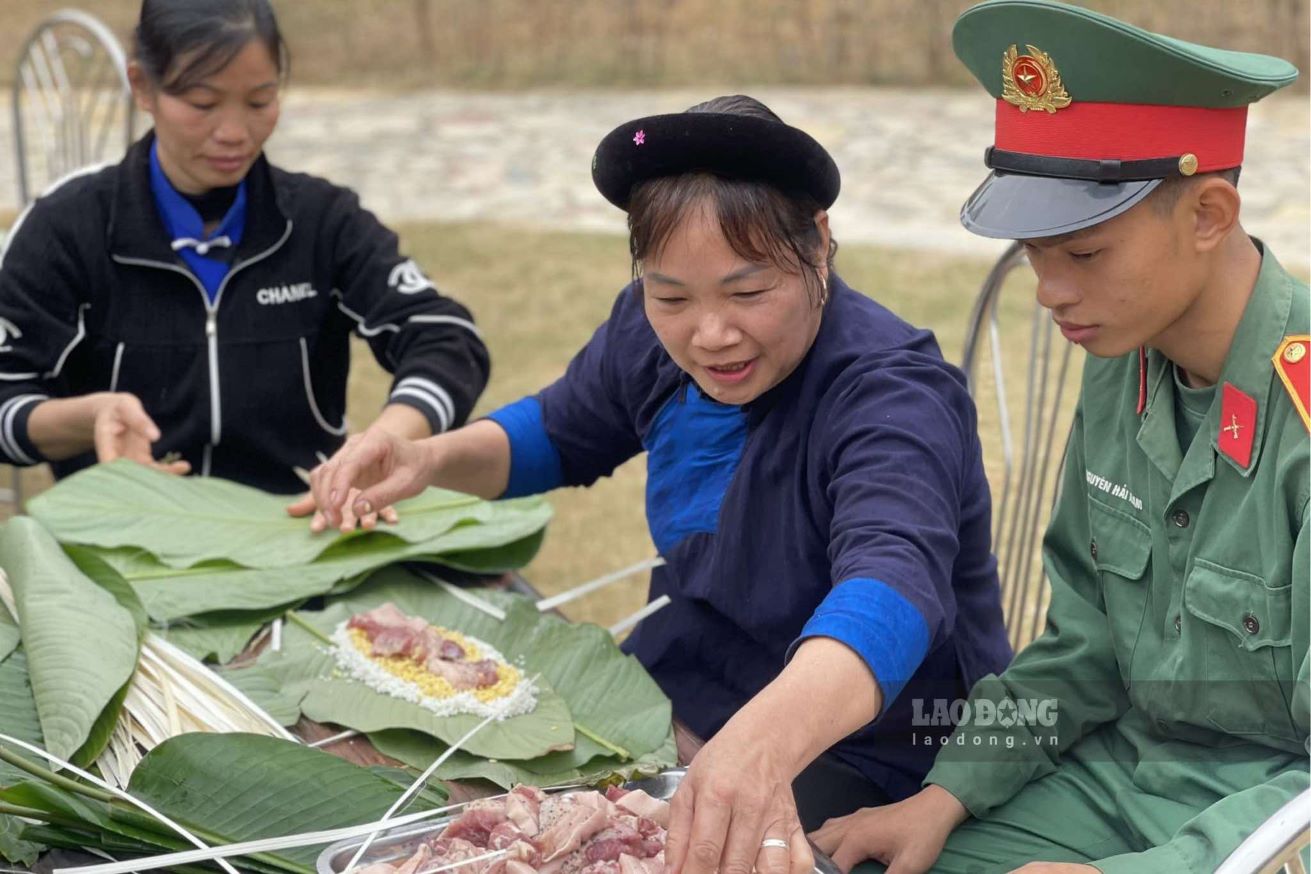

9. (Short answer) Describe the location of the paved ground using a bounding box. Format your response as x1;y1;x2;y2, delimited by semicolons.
3;86;1307;263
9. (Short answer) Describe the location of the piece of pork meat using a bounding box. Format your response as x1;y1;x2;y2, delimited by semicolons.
425;655;500;689
506;785;544;837
582;823;646;863
612;791;669;829
618;853;664;874
348;603;430;658
440;802;509;846
536;792;612;862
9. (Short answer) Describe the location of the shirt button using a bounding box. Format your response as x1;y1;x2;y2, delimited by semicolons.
1174;615;1182;634
1171;509;1191;528
1243;614;1261;635
1090;539;1098;560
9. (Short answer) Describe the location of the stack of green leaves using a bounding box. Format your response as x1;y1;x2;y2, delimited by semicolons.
237;566;677;791
0;732;447;873
0;516;140;864
28;460;554;663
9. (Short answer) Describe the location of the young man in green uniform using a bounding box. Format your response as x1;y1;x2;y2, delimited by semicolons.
810;1;1308;872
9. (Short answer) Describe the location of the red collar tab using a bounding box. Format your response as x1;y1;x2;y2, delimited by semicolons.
1136;346;1148;416
1218;382;1257;468
1273;336;1311;432
994;101;1247;172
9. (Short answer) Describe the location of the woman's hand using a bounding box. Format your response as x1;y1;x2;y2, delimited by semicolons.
286;486;399;533
93;393;190;474
665;723;813;874
808;784;969;874
294;427;436;532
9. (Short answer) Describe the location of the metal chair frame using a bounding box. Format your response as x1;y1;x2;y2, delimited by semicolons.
1216;787;1311;874
961;240;1076;652
12;9;136;205
6;9;136;513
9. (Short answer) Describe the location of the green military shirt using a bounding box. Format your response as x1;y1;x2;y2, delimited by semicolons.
925;242;1310;872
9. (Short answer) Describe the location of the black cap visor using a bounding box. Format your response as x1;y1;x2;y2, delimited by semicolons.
960;171;1162;240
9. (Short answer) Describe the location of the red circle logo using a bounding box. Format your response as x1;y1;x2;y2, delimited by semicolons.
1012;56;1046;97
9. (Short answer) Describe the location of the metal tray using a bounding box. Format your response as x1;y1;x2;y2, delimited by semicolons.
316;769;841;874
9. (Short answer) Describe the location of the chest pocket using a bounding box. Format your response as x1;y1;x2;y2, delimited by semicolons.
1088;499;1152;684
1182;558;1298;740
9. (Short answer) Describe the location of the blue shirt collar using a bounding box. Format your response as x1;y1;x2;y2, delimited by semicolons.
148;141;247;256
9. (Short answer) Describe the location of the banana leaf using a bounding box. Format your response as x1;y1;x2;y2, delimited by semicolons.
0;650;43;789
87;501;550;622
219;663;305;727
0;602;17;663
248;610;576;760
255;568;671;764
0;812;41;867
369;726;679;790
154;602;297;664
0;519;139;761
30;459;545;570
0;650;48;865
337;569;672;759
62;544;150;635
127;733;446;871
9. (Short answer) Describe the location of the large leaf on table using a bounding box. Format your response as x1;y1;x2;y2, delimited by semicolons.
0;519;139;761
154;601;296;663
89;497;549;621
262;568;672;764
0;650;43;788
0;649;47;864
0;811;41;867
337;569;672;759
0;599;17;663
220;663;308;727
30;460;546;570
370;725;678;790
255;606;576;760
128;733;446;871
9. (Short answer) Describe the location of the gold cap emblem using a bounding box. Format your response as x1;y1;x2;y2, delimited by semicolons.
1002;44;1072;114
1178;154;1199;176
1284;342;1307;364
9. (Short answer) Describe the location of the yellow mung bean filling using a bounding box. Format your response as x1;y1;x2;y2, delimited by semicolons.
348;626;520;702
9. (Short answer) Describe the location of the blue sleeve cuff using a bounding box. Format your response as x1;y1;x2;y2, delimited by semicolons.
486;396;565;498
789;577;931;708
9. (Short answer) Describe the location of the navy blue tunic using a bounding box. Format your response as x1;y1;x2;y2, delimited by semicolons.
489;276;1011;799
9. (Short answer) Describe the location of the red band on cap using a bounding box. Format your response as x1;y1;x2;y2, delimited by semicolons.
995;101;1247;171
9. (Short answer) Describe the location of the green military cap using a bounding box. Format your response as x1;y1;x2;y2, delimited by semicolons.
952;0;1299;239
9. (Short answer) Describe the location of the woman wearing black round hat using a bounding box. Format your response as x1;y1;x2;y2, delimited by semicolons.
0;0;488;508
306;95;1010;874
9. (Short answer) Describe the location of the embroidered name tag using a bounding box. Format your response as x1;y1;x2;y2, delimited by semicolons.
256;282;318;305
1085;469;1143;511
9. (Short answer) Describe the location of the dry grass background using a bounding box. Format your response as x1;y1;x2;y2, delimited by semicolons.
1;0;1306;90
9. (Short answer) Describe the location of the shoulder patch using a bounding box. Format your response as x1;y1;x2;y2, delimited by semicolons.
1273;335;1310;432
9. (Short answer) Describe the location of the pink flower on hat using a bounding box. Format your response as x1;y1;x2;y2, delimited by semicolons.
633;130;646;146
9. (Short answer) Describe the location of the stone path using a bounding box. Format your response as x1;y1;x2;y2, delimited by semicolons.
3;87;1307;263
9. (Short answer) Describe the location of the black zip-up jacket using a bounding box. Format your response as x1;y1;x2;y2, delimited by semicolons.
0;133;490;493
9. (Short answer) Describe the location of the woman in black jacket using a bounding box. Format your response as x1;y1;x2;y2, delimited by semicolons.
0;0;489;516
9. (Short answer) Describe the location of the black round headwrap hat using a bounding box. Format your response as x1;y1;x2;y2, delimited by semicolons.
591;109;841;211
